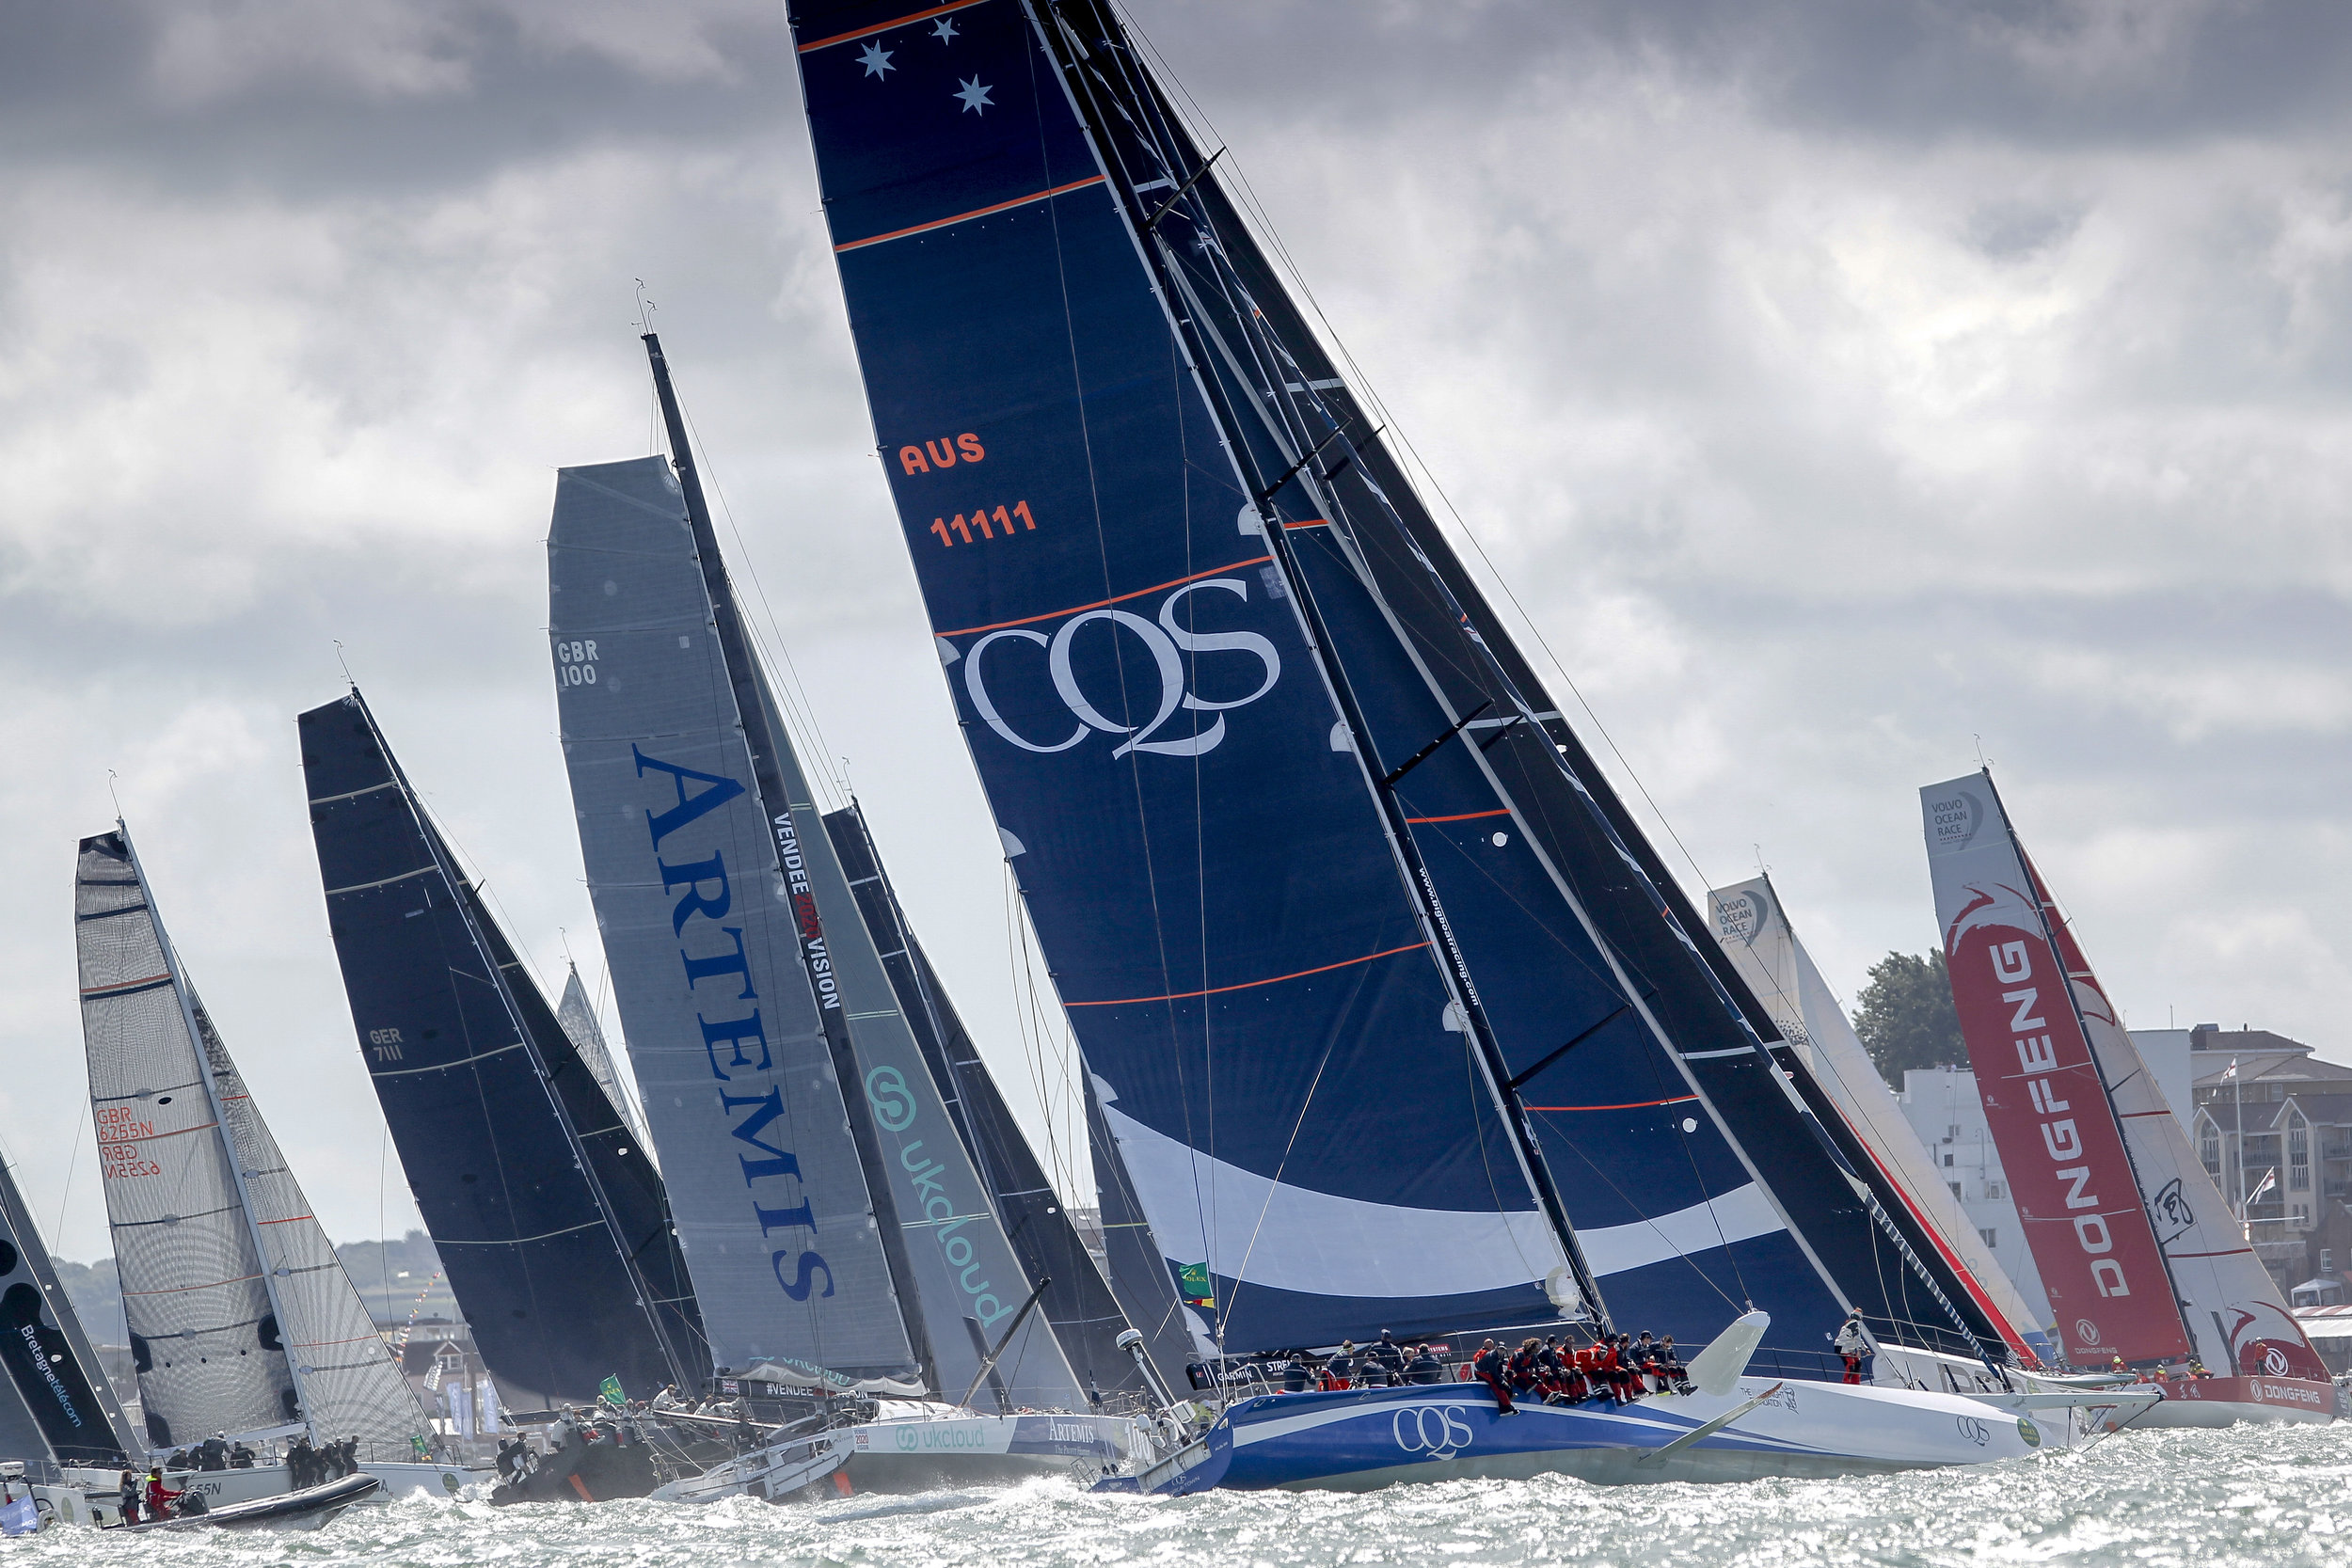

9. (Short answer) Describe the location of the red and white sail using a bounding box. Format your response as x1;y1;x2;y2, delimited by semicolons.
1919;774;2193;1368
1920;773;2328;1385
1708;875;2052;1368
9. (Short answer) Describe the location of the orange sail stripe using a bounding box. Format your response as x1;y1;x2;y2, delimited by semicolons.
1065;942;1428;1008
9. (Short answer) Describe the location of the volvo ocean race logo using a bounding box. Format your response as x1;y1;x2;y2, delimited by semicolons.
957;578;1279;760
1926;788;1986;853
1392;1405;1474;1461
1712;888;1768;946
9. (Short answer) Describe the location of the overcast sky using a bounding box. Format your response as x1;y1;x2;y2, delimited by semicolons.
6;0;2351;1263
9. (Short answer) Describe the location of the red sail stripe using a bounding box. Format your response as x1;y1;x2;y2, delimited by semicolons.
1064;942;1427;1008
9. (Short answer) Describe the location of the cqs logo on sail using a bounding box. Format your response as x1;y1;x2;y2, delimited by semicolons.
952;578;1280;760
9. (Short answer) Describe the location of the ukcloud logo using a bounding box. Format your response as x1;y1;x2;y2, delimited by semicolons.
865;1065;916;1132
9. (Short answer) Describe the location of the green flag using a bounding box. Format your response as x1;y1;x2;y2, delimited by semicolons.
1178;1262;1215;1308
599;1374;626;1407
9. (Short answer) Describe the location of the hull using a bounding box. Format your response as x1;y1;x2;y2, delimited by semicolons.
2127;1376;2337;1428
1144;1379;2065;1494
659;1410;1146;1503
110;1473;380;1532
66;1457;476;1511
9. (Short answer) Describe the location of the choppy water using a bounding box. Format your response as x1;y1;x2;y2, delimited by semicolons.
33;1425;2352;1567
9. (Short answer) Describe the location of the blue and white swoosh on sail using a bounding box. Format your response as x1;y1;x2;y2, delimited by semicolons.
1099;1085;1782;1298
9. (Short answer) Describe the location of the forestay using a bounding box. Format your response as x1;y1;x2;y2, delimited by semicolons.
557;964;654;1160
300;692;702;1403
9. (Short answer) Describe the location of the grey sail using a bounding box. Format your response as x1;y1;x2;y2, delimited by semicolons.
546;455;916;1384
79;830;297;1449
78;826;433;1462
556;964;654;1160
0;1152;139;1466
550;413;1087;1409
1083;1074;1195;1383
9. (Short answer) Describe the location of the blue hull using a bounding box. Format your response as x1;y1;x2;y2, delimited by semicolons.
1136;1384;1960;1493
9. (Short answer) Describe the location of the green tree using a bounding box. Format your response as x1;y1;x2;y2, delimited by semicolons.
1851;949;1968;1090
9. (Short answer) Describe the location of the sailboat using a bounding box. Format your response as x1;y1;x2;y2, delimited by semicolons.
1707;876;2059;1373
1921;771;2336;1425
298;690;722;1499
72;826;474;1504
775;0;2153;1488
539;338;1144;1500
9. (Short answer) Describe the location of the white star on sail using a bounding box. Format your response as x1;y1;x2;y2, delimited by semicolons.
858;41;895;78
954;75;993;114
932;17;959;42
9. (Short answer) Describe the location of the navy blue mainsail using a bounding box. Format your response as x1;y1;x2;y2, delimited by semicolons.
788;0;1569;1352
823;802;1139;1395
788;0;2010;1371
299;690;703;1402
0;1154;136;1466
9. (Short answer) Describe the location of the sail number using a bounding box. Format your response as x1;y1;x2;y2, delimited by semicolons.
556;639;600;686
369;1027;405;1062
930;499;1036;548
96;1105;162;1180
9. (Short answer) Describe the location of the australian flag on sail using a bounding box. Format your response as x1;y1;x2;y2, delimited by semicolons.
790;0;1566;1351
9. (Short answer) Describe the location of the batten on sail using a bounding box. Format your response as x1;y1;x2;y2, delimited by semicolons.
77;827;434;1460
299;693;704;1405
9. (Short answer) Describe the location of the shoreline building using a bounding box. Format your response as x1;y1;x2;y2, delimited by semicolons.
2188;1025;2352;1298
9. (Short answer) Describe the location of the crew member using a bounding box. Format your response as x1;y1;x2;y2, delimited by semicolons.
144;1467;181;1519
1833;1309;1876;1385
1470;1338;1516;1416
1281;1352;1311;1393
1366;1330;1406;1381
1324;1340;1357;1391
1406;1344;1444;1386
118;1470;140;1527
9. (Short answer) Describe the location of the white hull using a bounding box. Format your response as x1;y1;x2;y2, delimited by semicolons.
657;1406;1149;1503
62;1457;482;1513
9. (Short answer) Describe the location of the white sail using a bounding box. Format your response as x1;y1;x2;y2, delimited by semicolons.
1707;876;2055;1367
77;828;432;1461
555;964;654;1162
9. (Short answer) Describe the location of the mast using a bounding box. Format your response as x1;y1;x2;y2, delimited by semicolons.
114;824;322;1441
346;696;701;1397
1026;11;1601;1329
639;336;941;1386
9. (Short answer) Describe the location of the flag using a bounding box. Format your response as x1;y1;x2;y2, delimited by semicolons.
598;1374;626;1408
2249;1168;2278;1204
2222;1057;2239;1081
1177;1261;1215;1308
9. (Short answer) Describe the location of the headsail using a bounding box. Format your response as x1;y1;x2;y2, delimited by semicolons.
300;691;704;1402
823;801;1138;1396
1921;773;2325;1377
0;1151;138;1465
556;964;654;1159
77;826;432;1459
1708;875;2052;1366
